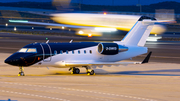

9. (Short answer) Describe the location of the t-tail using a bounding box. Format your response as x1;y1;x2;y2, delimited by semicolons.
119;16;156;46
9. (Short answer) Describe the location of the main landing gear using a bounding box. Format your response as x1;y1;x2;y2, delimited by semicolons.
69;66;95;75
84;66;95;75
69;67;80;74
18;66;25;76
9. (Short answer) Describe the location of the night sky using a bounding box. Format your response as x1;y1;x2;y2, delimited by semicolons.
0;0;180;5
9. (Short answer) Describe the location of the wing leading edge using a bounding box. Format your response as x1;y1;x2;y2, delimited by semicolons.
9;20;91;29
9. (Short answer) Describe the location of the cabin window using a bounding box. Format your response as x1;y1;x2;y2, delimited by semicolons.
72;50;74;54
90;50;92;54
66;50;68;54
60;50;63;54
54;50;57;55
84;50;86;54
78;50;80;54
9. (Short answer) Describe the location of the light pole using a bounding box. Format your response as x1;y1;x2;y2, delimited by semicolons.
137;0;142;13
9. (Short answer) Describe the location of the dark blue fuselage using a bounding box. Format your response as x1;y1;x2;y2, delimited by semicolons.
5;42;98;66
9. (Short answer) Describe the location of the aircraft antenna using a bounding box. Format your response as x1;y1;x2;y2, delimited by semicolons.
46;40;49;43
69;39;73;43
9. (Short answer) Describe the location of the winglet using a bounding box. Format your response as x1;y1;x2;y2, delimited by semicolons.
142;51;152;64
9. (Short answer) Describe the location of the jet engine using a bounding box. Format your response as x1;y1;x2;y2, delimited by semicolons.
97;43;128;55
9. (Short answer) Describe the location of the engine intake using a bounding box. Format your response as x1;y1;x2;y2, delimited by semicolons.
98;43;128;55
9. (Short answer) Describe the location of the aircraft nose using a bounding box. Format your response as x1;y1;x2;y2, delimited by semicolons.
4;57;21;66
4;58;12;64
4;53;24;66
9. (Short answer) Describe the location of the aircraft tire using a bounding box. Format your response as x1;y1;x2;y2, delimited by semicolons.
90;70;94;75
73;68;80;74
75;68;80;74
18;72;25;76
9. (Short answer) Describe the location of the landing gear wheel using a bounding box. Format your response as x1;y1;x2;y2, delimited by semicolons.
74;68;80;74
18;72;25;76
70;67;80;74
90;70;95;75
87;70;95;75
18;66;25;76
84;66;95;75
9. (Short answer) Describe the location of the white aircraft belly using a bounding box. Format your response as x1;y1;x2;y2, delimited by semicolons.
34;46;147;68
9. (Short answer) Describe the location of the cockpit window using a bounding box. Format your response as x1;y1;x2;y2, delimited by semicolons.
18;48;28;52
18;48;37;53
27;48;37;53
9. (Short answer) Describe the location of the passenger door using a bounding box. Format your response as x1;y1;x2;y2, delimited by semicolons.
40;43;52;62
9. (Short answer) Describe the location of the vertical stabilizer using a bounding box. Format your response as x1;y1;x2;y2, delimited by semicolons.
121;16;156;46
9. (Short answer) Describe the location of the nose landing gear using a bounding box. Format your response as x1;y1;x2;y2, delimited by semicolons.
18;66;25;76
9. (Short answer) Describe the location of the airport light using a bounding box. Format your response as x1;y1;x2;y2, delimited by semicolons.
62;26;65;29
147;36;162;41
104;12;107;15
88;34;92;37
94;27;117;32
5;23;8;26
14;27;17;31
78;30;84;34
50;28;52;30
32;27;34;29
9;20;28;23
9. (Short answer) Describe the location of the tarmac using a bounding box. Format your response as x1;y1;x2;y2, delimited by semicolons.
0;32;180;101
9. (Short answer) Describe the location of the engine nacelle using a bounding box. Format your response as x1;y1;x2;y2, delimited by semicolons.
97;43;128;55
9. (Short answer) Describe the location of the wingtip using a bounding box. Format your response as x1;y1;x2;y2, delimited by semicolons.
142;51;152;64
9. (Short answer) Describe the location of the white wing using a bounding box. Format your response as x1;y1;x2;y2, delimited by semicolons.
9;20;91;29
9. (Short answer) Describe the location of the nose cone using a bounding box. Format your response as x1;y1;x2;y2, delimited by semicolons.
4;58;12;64
4;53;24;66
5;52;38;66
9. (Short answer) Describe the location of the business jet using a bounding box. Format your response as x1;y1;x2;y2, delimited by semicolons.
5;16;154;76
